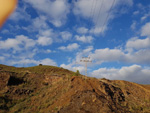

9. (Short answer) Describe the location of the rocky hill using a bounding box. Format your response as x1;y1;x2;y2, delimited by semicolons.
0;64;150;113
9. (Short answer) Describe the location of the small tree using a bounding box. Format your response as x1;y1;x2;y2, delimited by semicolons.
39;64;42;66
71;70;80;77
75;70;80;76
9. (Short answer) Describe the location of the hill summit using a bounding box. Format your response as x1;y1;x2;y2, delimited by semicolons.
0;64;150;113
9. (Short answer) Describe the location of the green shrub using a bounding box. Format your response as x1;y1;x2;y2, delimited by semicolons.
72;70;80;76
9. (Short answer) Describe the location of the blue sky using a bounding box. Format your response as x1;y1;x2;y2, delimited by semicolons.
0;0;150;84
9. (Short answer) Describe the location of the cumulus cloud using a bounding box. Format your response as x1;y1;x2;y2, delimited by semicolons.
37;36;53;46
60;31;72;41
40;58;57;66
127;49;150;64
126;37;150;50
92;65;150;84
60;36;150;79
60;64;74;71
83;36;150;65
0;35;36;51
23;16;49;32
33;16;48;29
91;48;125;64
36;28;54;46
75;35;94;43
58;43;80;51
141;22;150;37
77;27;89;34
24;0;70;27
38;29;54;39
90;47;150;65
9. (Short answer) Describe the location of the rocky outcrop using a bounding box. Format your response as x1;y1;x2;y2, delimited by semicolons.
0;71;10;91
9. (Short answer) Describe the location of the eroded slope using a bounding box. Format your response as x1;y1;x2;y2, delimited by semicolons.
0;64;150;113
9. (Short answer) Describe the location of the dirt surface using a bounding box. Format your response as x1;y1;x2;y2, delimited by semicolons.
0;64;150;113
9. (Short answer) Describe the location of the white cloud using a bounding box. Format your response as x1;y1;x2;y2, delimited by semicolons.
75;35;94;43
17;35;36;49
0;38;20;50
60;63;85;74
10;58;57;66
92;65;150;84
73;0;133;34
91;48;125;64
73;0;113;28
36;29;54;46
10;5;31;21
59;41;150;83
58;43;80;51
141;22;150;37
24;0;70;27
127;49;150;64
37;36;53;46
11;59;37;66
59;47;93;74
60;64;73;71
22;16;49;32
40;58;57;66
33;16;48;30
0;35;36;51
77;27;88;34
60;31;72;41
126;37;150;50
90;40;150;65
38;29;53;37
82;46;93;53
63;36;150;68
24;20;56;46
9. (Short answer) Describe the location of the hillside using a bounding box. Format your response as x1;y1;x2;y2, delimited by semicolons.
0;64;150;113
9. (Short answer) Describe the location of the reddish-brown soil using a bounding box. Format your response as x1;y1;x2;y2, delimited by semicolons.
0;64;150;113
